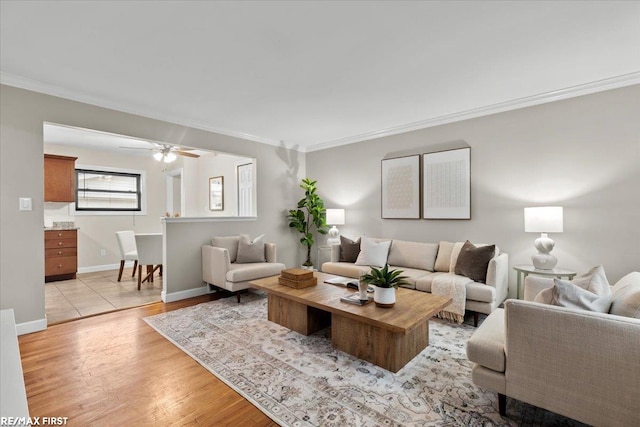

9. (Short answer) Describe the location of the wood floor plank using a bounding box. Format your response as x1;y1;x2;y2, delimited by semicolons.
18;294;279;426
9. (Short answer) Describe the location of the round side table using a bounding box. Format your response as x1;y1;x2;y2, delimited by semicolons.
513;264;577;299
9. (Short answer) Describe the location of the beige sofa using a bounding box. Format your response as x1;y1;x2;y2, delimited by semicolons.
202;236;285;302
321;238;509;325
466;272;640;426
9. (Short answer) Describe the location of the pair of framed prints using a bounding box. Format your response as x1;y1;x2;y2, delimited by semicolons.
381;147;470;220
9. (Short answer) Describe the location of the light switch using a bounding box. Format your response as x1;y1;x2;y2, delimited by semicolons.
19;197;32;211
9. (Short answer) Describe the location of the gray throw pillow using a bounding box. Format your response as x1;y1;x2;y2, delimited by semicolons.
211;236;240;263
236;234;266;263
454;240;495;283
550;278;612;313
339;236;360;263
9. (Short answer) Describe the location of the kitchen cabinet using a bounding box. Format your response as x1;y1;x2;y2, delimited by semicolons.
44;154;77;202
45;229;77;282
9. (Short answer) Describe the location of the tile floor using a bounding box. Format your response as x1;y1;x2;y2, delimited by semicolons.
45;267;162;324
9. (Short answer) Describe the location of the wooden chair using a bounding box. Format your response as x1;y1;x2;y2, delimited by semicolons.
134;233;163;290
115;231;138;281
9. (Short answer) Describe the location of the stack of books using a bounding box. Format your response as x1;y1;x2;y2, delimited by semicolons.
278;268;317;289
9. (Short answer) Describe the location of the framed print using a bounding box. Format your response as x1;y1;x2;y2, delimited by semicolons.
422;147;470;219
381;155;421;219
209;176;224;211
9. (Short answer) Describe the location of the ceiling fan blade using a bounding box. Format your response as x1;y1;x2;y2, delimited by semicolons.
176;151;200;158
119;146;154;151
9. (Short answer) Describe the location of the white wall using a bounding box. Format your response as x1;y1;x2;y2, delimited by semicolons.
307;85;640;296
0;84;305;330
43;143;166;271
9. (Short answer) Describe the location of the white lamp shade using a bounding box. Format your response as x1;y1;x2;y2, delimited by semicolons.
524;207;563;233
325;209;345;225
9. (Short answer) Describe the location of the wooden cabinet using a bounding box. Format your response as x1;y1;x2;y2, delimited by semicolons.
44;154;77;202
45;229;77;282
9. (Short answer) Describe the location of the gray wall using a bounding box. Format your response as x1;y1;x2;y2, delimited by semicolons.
0;84;305;328
307;85;640;296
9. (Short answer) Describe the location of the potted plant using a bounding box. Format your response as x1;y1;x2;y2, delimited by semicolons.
287;178;328;269
360;264;410;307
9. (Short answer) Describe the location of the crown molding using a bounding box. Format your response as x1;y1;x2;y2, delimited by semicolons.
305;72;640;152
0;72;282;148
3;71;639;154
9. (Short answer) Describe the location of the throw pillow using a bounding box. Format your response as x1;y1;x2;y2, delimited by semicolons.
534;265;612;304
550;278;612;313
609;272;640;318
454;240;495;283
434;241;454;272
339;236;360;263
211;236;240;263
235;234;266;263
354;237;391;268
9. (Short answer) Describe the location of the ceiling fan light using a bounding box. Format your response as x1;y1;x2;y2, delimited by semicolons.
153;152;163;161
164;152;177;163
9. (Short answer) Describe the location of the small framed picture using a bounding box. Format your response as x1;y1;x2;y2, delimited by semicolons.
381;155;421;219
209;176;224;211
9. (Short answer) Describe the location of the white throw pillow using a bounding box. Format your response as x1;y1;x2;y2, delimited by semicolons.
535;265;611;303
236;234;266;263
355;237;391;268
550;278;612;313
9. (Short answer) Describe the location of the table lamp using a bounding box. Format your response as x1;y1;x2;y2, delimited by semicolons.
325;209;345;246
524;206;563;270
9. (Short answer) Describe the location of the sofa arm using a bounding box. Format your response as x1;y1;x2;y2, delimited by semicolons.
485;253;508;303
505;299;640;426
202;245;231;287
523;276;554;301
265;243;277;263
330;244;341;262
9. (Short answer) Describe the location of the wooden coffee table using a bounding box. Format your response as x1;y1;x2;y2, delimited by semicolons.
250;272;451;372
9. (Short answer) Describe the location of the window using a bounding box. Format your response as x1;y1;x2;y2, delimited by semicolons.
75;169;141;211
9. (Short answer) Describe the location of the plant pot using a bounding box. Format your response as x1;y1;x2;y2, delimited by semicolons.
373;286;396;308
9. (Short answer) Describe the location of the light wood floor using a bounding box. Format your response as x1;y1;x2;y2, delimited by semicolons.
19;294;278;427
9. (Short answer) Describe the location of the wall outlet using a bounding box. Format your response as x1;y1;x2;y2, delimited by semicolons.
100;249;106;256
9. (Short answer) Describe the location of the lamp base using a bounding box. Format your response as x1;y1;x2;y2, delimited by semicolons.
532;253;558;270
327;226;340;246
532;233;558;270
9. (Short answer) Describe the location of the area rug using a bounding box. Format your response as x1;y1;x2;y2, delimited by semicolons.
144;293;583;427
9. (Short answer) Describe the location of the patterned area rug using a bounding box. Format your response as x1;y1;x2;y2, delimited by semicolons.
144;293;583;426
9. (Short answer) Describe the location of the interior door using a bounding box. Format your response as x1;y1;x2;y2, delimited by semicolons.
237;163;253;216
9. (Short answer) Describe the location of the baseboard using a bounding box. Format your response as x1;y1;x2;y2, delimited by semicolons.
162;286;209;303
15;317;47;336
78;262;131;274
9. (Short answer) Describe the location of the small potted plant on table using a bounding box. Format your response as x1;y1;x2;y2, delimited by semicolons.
360;264;410;308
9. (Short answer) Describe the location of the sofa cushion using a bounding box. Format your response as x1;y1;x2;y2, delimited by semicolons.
454;241;495;283
236;234;266;263
466;308;506;372
355;237;391;268
386;266;429;289
550;279;612;313
535;265;612;304
434;241;454;272
387;240;438;271
466;281;496;303
226;262;285;282
211;236;240;263
609;272;640;318
415;272;447;292
339;236;360;263
322;262;369;279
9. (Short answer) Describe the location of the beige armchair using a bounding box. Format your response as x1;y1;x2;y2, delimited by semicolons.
202;235;285;302
466;272;640;426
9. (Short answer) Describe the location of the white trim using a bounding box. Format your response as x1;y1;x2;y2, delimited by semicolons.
77;263;127;274
162;286;210;303
4;71;638;153
161;216;257;224
15;317;47;336
1;71;282;148
305;72;640;152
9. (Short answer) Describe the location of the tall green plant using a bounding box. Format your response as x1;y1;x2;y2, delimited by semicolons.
287;178;328;266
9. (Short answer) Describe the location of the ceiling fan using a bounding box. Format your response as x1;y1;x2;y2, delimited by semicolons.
119;142;200;163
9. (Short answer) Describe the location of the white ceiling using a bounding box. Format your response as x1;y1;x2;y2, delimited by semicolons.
2;1;639;152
